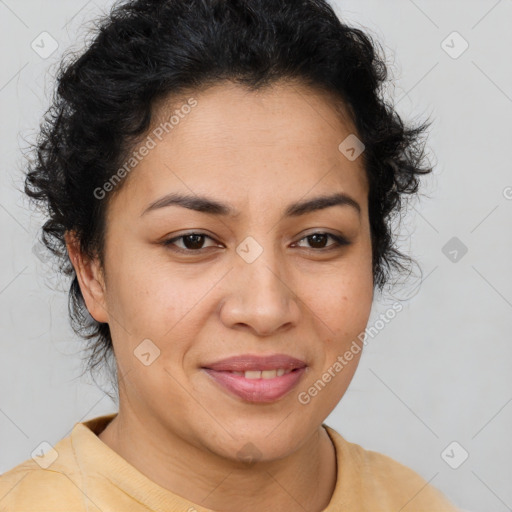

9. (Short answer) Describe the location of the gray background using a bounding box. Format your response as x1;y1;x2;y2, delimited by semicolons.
1;1;511;511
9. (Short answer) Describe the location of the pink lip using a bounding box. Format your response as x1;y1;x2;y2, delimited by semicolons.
201;353;308;403
202;353;307;372
203;367;307;403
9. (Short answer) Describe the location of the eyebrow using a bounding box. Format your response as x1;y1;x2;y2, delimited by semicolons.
141;191;361;218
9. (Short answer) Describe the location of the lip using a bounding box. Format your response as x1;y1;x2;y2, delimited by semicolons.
201;354;308;403
202;353;307;372
203;367;307;403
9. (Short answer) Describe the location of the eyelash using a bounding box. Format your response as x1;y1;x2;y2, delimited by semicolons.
161;231;351;254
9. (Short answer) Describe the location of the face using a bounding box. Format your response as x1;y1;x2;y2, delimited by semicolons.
75;81;374;462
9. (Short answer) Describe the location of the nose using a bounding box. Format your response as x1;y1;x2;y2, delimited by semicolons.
218;246;301;337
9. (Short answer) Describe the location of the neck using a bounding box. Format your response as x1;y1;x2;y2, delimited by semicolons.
98;410;337;512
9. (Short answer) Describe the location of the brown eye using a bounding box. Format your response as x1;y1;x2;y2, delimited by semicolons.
162;231;350;255
305;233;330;249
162;232;219;253
180;234;207;250
294;232;350;251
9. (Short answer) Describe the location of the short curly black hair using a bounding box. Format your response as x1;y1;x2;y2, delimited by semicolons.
24;0;433;395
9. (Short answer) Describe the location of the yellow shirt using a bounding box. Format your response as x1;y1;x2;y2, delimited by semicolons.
0;413;458;511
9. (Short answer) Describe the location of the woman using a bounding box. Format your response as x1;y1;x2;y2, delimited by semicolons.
0;0;460;510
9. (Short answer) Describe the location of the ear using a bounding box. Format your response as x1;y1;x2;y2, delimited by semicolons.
65;231;109;324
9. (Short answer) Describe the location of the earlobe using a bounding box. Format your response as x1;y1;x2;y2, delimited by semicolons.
64;231;109;324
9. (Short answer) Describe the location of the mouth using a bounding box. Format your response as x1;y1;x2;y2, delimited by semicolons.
201;353;308;403
218;368;297;378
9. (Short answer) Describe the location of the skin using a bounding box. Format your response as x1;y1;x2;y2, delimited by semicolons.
66;80;374;512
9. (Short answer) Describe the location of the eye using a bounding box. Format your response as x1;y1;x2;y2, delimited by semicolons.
293;232;351;251
162;232;220;253
162;230;350;255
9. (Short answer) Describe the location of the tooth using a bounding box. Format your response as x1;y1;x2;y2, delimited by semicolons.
261;370;277;379
277;368;285;377
231;371;244;376
244;370;261;379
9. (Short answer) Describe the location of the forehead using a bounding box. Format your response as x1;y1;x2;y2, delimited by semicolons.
113;81;368;216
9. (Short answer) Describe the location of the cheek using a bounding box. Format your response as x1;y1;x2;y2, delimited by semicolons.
308;255;373;333
105;243;172;315
104;247;221;365
308;251;373;378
